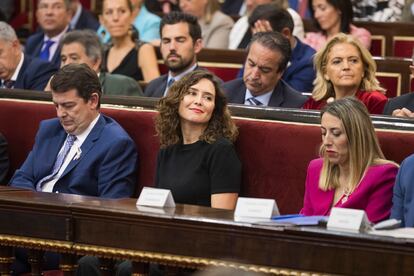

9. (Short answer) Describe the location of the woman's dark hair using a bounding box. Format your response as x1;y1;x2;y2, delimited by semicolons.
309;0;353;34
155;70;238;147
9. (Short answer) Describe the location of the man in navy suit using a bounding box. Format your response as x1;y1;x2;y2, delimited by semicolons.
10;63;138;274
10;63;137;198
0;21;56;90
222;32;308;108
69;0;99;31
248;4;315;92
24;0;72;68
145;12;203;98
391;155;414;227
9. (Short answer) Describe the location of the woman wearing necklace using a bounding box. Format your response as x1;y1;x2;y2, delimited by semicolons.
300;97;398;223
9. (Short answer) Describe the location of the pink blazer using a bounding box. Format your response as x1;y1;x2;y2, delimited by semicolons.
300;158;398;223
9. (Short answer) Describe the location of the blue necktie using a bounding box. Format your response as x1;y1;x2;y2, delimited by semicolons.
39;40;55;61
164;78;175;96
247;97;263;106
36;134;76;191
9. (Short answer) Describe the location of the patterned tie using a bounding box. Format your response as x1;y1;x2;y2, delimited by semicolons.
39;40;55;61
2;80;15;89
167;78;175;88
247;97;263;106
164;78;175;96
36;134;76;191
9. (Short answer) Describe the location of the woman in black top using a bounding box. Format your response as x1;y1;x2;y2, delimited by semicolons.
100;0;160;82
155;70;241;209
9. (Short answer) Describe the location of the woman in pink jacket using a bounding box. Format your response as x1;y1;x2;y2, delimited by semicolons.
303;0;371;51
300;97;398;223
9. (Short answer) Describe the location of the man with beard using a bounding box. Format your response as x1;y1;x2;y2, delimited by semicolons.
144;11;203;98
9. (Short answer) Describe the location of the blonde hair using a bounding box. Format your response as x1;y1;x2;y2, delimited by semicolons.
204;0;221;24
318;97;397;191
312;33;384;101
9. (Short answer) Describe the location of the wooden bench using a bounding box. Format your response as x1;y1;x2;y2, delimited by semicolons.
2;92;414;214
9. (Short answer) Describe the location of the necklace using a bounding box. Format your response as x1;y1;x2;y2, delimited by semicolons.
341;187;353;204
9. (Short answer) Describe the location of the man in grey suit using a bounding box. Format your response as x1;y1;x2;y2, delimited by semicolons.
145;11;203;98
58;30;143;96
222;31;307;108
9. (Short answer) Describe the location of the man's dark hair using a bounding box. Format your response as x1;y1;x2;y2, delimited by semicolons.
248;32;291;73
248;4;294;33
59;30;103;63
50;63;102;108
160;11;202;43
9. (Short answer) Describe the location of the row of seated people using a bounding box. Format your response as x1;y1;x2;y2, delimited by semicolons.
10;0;380;86
2;10;413;119
0;61;414;275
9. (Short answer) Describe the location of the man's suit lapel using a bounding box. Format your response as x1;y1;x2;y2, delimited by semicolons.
236;81;247;104
60;115;105;179
99;73;107;94
14;55;30;89
40;129;67;176
268;82;284;107
33;36;44;57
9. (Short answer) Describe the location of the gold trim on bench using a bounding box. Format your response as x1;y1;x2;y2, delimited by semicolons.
197;61;243;69
375;72;401;96
0;234;73;253
157;60;243;69
73;244;326;275
371;35;386;57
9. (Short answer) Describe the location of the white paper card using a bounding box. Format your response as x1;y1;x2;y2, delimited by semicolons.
234;197;280;220
136;187;175;208
327;207;371;233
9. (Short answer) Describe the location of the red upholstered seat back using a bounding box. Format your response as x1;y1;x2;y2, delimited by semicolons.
234;119;320;213
2;99;414;214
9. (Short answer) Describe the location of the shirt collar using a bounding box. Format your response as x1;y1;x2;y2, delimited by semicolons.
72;114;100;146
167;63;198;84
244;88;274;106
10;53;24;82
70;3;82;29
44;25;69;42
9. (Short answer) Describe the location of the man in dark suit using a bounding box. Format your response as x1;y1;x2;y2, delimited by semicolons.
59;30;143;96
0;21;56;90
383;93;414;117
145;12;203;98
223;32;308;108
69;0;99;30
24;0;72;68
248;4;315;92
391;153;414;227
